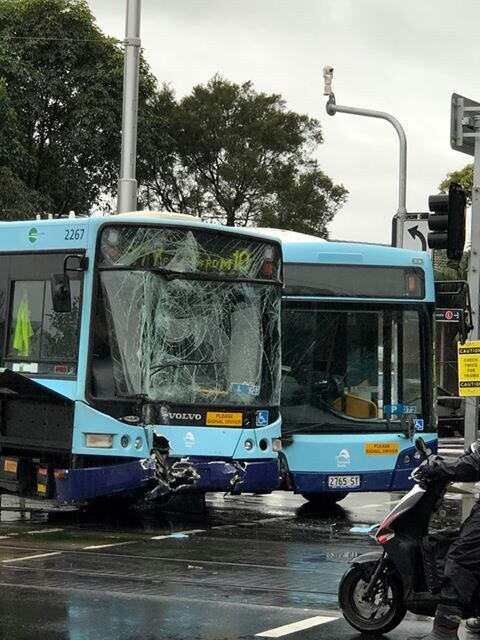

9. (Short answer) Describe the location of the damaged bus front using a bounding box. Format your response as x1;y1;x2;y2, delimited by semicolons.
0;213;283;505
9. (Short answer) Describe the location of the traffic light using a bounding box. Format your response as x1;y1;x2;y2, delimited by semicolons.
427;182;466;261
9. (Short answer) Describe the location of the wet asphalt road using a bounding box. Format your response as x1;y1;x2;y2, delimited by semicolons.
0;438;476;640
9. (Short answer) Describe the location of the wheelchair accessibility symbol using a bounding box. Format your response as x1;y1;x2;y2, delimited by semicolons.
256;411;269;427
414;419;424;431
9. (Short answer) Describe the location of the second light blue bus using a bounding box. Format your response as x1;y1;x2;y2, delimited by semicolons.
258;229;437;506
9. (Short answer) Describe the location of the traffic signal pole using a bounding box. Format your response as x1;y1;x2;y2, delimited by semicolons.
463;115;480;451
322;66;407;247
449;97;480;520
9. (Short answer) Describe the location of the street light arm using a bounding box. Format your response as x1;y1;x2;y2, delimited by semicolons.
326;95;407;219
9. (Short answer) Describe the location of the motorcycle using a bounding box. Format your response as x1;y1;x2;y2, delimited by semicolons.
338;437;480;634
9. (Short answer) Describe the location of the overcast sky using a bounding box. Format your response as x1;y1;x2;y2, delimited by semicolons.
87;0;476;244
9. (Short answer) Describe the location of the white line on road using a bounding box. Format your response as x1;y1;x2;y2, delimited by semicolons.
2;551;62;563
251;517;291;524
177;529;205;535
255;615;338;637
151;529;205;540
26;528;63;535
83;541;136;550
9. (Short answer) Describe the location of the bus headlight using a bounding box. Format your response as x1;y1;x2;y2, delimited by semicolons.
85;434;113;448
244;439;254;451
134;436;143;450
120;435;130;448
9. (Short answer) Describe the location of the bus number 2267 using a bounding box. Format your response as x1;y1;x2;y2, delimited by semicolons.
64;228;85;241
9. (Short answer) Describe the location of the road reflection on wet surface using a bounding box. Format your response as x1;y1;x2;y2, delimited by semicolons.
0;485;475;639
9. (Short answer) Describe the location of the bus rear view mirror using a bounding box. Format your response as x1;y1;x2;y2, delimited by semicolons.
51;273;72;312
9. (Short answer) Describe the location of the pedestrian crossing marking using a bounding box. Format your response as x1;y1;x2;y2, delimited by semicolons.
255;615;338;637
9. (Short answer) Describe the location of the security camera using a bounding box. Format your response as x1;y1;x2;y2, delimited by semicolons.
323;65;334;96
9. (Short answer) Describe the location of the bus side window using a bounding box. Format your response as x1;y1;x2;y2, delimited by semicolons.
5;279;80;375
6;282;43;360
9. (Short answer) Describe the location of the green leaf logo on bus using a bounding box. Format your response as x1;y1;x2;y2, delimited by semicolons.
28;227;38;243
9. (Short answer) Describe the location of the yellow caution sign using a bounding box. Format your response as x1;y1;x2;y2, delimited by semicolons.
458;341;480;396
365;442;400;455
206;411;243;427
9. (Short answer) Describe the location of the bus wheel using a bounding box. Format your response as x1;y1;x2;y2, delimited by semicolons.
301;491;348;506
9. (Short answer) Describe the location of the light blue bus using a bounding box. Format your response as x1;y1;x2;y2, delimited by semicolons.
258;229;437;506
0;212;283;504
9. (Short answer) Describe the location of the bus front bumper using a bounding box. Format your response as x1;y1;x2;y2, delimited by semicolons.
176;457;280;494
54;456;280;504
54;458;157;504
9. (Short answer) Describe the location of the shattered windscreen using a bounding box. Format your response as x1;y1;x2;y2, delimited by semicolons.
90;224;282;407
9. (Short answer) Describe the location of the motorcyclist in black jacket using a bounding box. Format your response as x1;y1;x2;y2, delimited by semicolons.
408;440;480;640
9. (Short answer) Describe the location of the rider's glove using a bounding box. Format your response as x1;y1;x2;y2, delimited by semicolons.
464;439;480;457
415;457;448;481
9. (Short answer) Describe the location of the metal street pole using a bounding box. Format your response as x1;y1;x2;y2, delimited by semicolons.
322;67;407;247
450;98;480;520
460;127;480;519
117;0;141;214
463;116;480;451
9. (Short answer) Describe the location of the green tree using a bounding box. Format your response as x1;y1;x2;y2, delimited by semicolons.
433;250;468;281
0;0;156;218
439;164;473;204
257;161;347;236
139;76;347;234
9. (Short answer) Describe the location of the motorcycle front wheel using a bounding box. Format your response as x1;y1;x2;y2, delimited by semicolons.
338;563;406;634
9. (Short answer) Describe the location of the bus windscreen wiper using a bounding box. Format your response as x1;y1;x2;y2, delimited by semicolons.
114;391;150;401
150;361;225;375
100;264;279;286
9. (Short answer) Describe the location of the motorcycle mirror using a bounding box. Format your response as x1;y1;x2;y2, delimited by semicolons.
415;437;428;456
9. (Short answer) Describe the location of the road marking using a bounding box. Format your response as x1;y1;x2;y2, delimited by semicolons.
83;541;136;550
26;528;63;535
248;517;291;524
2;551;62;563
151;529;205;540
209;517;290;530
177;529;205;535
255;615;338;637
